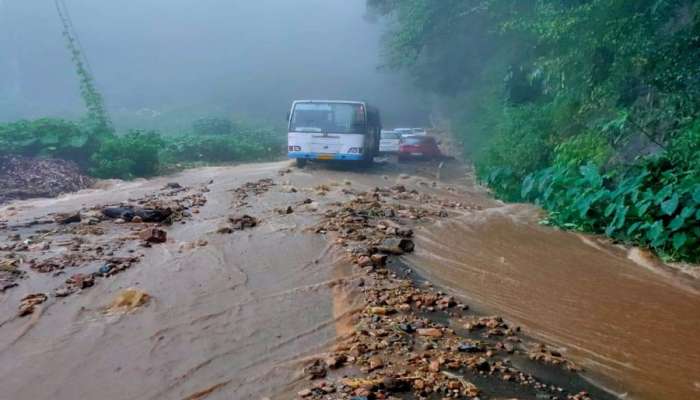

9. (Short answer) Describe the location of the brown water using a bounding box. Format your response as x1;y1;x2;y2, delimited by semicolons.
1;159;699;399
408;199;700;400
0;162;367;399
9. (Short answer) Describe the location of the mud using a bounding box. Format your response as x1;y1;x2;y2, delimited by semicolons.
404;178;700;400
0;159;697;399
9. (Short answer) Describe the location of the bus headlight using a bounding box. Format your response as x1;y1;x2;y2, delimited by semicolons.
288;146;301;152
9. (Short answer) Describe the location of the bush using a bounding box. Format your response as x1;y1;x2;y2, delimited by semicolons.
667;121;700;172
160;128;285;165
553;132;612;168
1;117;286;181
522;158;700;262
191;117;234;135
0;118;98;168
90;131;163;179
475;104;556;201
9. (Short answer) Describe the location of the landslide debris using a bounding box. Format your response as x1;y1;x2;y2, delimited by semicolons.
1;181;209;317
231;178;275;207
298;184;598;400
1;257;23;292
106;288;151;315
0;155;94;204
18;292;48;317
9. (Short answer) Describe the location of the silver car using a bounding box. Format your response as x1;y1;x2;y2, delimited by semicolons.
379;130;401;153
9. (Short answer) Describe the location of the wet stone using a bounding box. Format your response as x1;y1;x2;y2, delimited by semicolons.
382;376;409;392
377;238;414;255
368;355;384;371
370;254;388;266
228;214;258;230
458;342;483;353
18;293;48;317
163;182;182;189
54;212;81;225
417;328;443;337
304;359;327;380
139;228;167;243
325;354;346;369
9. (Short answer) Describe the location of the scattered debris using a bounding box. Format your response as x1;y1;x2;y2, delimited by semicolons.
163;182;182;190
229;215;258;230
295;183;591;399
377;237;414;255
18;293;48;317
102;206;173;223
304;359;327;380
54;212;81;225
275;206;294;215
231;178;275;207
106;288;151;314
1;258;23;292
528;343;581;372
139;227;168;243
217;214;258;233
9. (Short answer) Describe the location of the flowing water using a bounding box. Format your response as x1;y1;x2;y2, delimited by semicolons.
1;159;698;399
407;177;700;400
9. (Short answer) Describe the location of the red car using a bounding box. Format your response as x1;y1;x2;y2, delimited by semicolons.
398;135;442;161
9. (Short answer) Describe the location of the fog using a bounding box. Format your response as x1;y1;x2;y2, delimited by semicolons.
0;0;428;131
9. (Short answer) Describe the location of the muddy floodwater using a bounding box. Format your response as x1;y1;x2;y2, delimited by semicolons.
407;184;700;400
0;159;698;399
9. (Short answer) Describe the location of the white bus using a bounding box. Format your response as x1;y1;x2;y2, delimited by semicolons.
287;100;381;167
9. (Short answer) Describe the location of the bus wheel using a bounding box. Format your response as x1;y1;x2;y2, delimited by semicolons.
296;158;307;168
360;154;373;168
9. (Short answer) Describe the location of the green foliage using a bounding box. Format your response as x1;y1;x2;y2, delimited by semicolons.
554;132;612;168
160;128;285;165
521;157;700;261
369;0;700;262
1;116;285;180
0;118;97;168
191;117;234;136
90;131;163;179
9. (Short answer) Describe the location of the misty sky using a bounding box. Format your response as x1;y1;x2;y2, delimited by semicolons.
0;0;427;130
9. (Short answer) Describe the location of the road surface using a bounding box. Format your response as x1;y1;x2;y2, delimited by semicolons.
0;159;698;399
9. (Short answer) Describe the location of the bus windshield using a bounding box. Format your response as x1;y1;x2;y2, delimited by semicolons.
290;103;366;134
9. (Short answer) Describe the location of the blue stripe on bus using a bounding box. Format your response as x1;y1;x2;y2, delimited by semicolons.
288;152;364;161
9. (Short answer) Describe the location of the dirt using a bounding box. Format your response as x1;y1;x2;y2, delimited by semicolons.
0;159;698;400
0;155;94;204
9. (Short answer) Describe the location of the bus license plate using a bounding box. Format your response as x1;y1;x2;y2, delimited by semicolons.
317;154;334;160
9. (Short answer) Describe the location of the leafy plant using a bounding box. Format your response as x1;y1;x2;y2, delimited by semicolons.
90;130;163;179
0;118;97;168
554;132;612;168
369;0;700;262
521;159;700;262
